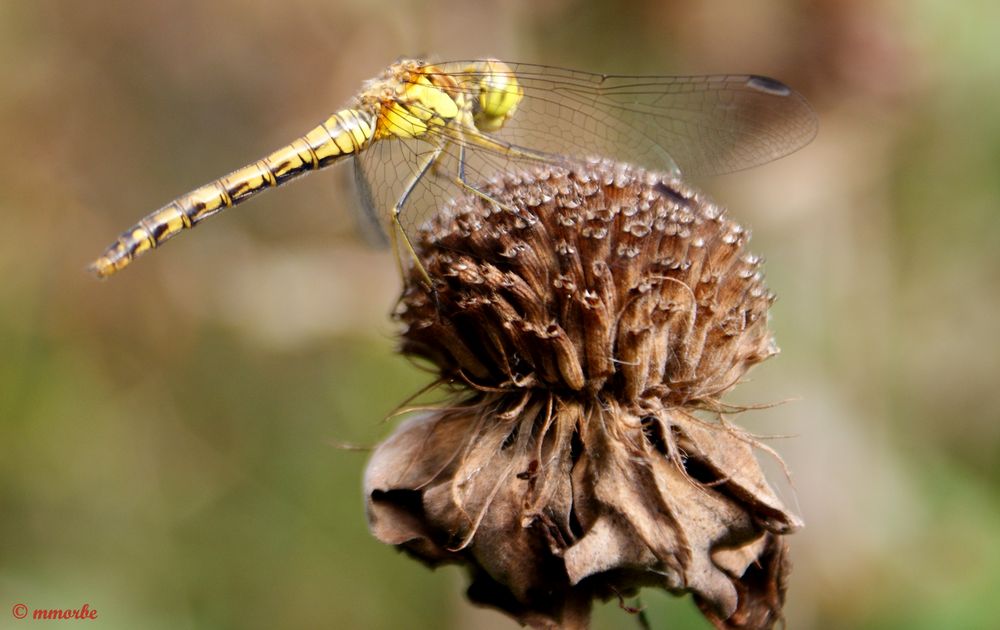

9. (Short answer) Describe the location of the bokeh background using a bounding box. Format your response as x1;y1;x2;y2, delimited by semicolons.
2;0;998;628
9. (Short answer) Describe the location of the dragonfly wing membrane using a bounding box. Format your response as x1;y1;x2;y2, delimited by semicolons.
433;62;817;177
352;153;391;248
580;72;819;175
354;135;471;243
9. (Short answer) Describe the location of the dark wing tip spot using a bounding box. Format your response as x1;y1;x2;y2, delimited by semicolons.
653;181;691;207
746;75;792;97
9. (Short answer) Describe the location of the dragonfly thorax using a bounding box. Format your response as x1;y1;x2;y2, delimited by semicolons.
372;62;463;141
367;59;525;141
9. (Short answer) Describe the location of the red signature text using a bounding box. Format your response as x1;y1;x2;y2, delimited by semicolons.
11;603;99;621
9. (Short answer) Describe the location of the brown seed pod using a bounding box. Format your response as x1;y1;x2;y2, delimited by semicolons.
365;159;800;630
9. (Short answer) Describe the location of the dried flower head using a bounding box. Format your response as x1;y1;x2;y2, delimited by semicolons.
365;159;800;629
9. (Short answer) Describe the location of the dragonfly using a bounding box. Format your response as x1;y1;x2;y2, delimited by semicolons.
89;58;817;284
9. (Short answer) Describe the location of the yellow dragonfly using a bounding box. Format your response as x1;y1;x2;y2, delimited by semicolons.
89;58;817;284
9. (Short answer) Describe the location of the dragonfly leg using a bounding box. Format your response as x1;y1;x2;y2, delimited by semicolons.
453;145;522;216
393;144;444;288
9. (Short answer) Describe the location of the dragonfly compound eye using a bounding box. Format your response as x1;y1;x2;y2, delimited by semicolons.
474;59;524;133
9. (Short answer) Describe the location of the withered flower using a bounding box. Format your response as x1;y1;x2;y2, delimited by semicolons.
364;159;800;629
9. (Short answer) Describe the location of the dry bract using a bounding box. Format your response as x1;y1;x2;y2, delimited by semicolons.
365;160;800;629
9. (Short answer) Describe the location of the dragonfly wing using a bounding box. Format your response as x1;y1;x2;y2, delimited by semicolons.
354;131;564;245
434;62;818;177
353;134;472;241
352;152;390;247
487;71;682;176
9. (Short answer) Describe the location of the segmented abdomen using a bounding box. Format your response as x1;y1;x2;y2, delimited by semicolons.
90;108;375;278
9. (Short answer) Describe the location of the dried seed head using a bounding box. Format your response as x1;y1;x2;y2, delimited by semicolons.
396;160;776;404
366;160;799;630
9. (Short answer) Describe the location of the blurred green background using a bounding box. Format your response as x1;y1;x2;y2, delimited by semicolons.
1;0;998;628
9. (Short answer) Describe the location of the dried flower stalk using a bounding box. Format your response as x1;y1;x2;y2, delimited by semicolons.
365;159;800;629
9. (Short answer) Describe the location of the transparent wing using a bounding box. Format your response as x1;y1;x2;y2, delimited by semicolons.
352;153;391;247
354;134;461;241
427;61;818;177
355;60;818;244
353;127;552;241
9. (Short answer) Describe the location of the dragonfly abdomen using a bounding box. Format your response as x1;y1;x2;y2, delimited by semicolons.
89;107;377;278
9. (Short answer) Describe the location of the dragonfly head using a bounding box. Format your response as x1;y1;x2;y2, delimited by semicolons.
473;59;524;133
